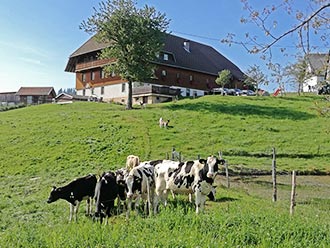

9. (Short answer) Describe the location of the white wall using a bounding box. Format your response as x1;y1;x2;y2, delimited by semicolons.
303;76;322;92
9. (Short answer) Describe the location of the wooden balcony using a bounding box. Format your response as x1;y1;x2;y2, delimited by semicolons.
133;85;181;96
75;59;114;71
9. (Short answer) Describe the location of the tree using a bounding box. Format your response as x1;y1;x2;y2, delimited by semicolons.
222;1;330;60
80;0;169;109
215;69;231;94
244;65;269;95
285;56;310;95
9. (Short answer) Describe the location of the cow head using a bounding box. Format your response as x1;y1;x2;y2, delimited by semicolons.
205;156;225;178
47;186;60;203
125;175;135;199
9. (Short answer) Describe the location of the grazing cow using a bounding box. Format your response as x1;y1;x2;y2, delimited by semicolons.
125;162;155;217
47;174;97;222
159;117;170;128
154;156;225;214
94;171;126;224
126;155;140;171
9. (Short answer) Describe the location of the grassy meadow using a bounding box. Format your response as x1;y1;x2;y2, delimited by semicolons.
1;94;330;247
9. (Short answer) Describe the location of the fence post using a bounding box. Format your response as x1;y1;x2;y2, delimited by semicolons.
218;151;230;188
290;170;297;215
225;161;230;188
272;147;277;202
171;147;175;160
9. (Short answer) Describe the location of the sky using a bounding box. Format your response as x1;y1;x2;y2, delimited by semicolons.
0;0;328;93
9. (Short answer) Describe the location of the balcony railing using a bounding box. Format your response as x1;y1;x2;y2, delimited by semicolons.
75;59;114;71
133;85;180;96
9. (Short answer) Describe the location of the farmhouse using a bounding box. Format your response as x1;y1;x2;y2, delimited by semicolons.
65;33;245;104
16;87;56;105
304;53;330;92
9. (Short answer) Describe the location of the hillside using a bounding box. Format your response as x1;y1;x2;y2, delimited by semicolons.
1;94;329;177
1;94;330;247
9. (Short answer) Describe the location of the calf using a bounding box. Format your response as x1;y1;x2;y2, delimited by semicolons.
94;171;126;224
126;155;140;171
125;162;155;217
159;117;170;128
155;156;224;214
47;174;97;222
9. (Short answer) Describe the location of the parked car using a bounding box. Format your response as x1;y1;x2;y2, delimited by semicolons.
235;88;243;96
212;87;228;95
241;90;256;96
318;84;330;95
227;88;242;96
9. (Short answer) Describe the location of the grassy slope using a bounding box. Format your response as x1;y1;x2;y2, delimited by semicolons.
1;95;330;247
1;94;329;176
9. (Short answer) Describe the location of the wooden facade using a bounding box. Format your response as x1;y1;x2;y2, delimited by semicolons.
16;87;56;105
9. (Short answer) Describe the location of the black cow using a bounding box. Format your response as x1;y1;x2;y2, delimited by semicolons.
94;171;126;224
47;174;97;222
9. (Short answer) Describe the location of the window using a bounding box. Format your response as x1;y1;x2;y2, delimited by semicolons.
91;71;95;81
100;69;105;79
186;89;191;97
163;54;169;61
122;83;126;92
91;88;94;95
82;73;86;82
176;73;180;79
189;75;193;82
101;86;104;95
161;70;167;76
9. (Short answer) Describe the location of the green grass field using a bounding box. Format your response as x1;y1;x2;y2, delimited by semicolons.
1;94;330;247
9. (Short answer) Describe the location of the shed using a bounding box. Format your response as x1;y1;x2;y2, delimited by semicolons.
16;87;56;105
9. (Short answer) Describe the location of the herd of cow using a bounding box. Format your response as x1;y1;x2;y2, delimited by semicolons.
47;155;225;224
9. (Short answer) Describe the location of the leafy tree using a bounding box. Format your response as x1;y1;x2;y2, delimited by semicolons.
285;57;310;95
80;0;169;109
215;69;231;93
244;65;269;95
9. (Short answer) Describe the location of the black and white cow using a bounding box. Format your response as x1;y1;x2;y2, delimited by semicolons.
125;162;155;217
94;171;126;224
47;174;97;222
154;156;225;214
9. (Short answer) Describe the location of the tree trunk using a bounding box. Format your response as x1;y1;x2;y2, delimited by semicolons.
126;81;133;110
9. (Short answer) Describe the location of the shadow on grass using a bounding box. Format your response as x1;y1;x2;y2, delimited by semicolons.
215;196;238;203
165;102;315;120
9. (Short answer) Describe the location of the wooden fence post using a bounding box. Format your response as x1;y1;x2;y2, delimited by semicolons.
290;170;297;215
272;147;277;202
218;151;230;188
225;161;230;188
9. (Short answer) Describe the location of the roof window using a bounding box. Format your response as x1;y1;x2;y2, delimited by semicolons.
183;40;190;53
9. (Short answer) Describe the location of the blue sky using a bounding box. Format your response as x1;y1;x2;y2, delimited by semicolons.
0;0;327;93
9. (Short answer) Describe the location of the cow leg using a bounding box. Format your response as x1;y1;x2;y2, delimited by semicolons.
188;193;193;203
69;204;74;222
126;198;132;219
86;198;91;216
74;201;81;222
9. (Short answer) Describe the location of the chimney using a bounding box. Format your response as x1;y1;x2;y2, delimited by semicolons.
183;40;190;52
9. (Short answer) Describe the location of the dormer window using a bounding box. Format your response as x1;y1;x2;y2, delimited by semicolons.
163;54;169;61
183;40;190;52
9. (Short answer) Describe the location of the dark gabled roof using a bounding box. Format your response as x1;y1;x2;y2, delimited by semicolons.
65;33;244;80
157;34;244;80
306;53;330;76
16;87;56;96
